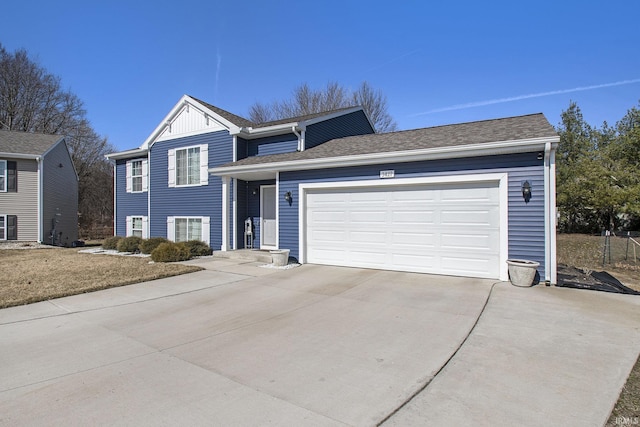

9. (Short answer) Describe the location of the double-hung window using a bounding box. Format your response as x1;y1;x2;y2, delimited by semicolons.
0;215;5;240
175;218;201;242
126;159;147;193
131;216;143;238
126;215;148;238
131;161;143;192
168;144;208;187
167;216;210;244
176;147;200;186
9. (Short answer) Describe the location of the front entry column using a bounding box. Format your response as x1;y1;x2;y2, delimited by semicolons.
221;176;230;251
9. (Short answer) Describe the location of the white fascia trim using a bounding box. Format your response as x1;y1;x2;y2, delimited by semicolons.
143;95;241;150
105;148;148;161
237;122;300;139
209;136;560;177
0;152;39;160
297;173;510;281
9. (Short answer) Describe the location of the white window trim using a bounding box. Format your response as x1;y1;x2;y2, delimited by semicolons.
126;215;148;238
0;214;5;240
167;144;208;188
0;160;6;193
126;159;148;193
166;216;210;244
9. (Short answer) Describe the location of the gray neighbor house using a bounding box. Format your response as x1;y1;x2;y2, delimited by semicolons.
0;130;78;245
108;95;560;284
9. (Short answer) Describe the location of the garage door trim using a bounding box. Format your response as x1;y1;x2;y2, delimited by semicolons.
298;173;509;280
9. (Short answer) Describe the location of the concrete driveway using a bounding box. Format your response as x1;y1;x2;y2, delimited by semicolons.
1;258;639;426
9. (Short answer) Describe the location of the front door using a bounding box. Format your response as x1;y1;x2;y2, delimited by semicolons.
261;185;277;248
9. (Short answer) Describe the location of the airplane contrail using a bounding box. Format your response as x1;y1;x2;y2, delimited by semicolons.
412;78;640;116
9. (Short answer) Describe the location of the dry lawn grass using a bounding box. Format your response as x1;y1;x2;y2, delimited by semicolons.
557;233;640;291
0;248;202;308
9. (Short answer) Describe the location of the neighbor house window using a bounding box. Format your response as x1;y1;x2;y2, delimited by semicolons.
126;159;148;193
0;160;6;192
167;216;210;244
167;145;208;187
176;147;200;186
0;215;5;240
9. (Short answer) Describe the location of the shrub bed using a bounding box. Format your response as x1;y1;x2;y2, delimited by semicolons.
183;240;213;257
102;236;123;250
117;236;143;253
140;237;169;254
151;242;191;262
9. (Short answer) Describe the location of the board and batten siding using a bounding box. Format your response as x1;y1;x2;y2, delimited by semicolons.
149;131;233;248
42;140;78;244
0;158;38;240
115;158;149;236
278;152;546;274
304;110;375;150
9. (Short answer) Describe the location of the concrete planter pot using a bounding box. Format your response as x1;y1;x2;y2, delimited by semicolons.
506;259;540;287
270;249;290;267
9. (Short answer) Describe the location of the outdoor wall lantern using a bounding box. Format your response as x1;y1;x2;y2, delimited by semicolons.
284;191;293;206
252;188;258;196
522;181;532;203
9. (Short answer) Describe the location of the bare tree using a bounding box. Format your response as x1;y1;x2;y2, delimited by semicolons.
249;81;398;133
0;44;114;237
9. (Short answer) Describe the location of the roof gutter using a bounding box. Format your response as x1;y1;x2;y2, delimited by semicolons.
209;136;560;177
105;148;148;161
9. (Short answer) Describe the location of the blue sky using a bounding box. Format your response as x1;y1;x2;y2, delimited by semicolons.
2;0;639;151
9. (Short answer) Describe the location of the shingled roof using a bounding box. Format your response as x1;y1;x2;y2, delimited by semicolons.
190;95;361;129
0;130;63;156
220;113;557;168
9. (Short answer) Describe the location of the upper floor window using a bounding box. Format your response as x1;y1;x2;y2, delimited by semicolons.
0;160;17;193
168;144;208;188
126;159;147;193
176;147;200;186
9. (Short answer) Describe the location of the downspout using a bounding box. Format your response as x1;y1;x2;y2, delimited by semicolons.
292;126;303;152
544;142;557;284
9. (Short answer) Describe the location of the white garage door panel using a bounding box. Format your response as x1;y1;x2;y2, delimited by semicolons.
305;182;501;279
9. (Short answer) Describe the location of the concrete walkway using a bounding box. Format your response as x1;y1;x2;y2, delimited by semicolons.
1;258;639;426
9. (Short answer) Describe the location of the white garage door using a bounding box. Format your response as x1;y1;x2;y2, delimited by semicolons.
305;181;502;279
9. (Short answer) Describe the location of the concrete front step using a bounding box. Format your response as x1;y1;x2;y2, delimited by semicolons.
212;249;273;263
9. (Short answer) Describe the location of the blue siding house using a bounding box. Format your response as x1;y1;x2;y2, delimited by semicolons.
108;95;560;284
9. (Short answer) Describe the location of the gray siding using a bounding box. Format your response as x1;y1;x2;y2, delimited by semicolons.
149;131;233;247
0;158;38;240
304;110;375;150
278;152;546;273
115;158;148;236
42;140;78;244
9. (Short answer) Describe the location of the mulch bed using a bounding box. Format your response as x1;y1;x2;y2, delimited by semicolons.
557;264;640;295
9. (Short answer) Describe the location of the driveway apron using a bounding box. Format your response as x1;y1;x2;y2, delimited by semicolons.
1;258;639;426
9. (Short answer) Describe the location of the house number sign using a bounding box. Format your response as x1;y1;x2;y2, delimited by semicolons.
379;170;395;179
